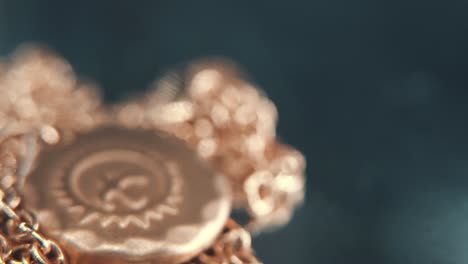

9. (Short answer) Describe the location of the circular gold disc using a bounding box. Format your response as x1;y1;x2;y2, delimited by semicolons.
23;127;231;264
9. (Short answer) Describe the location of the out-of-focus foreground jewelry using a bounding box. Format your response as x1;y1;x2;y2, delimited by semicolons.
0;46;305;264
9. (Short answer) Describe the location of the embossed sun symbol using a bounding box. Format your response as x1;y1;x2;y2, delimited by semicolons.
97;171;150;213
53;151;185;229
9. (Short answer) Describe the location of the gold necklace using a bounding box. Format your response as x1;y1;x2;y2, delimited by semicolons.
0;45;305;264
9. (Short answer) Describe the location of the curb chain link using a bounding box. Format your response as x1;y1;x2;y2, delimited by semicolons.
184;219;261;264
0;138;66;264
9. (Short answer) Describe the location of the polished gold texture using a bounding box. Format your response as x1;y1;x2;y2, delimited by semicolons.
0;46;105;140
117;60;306;232
0;46;306;263
184;219;260;264
24;127;231;264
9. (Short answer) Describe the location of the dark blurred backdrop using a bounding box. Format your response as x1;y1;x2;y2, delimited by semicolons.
1;1;468;263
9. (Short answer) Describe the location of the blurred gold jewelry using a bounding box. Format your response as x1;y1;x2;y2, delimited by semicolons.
0;45;305;263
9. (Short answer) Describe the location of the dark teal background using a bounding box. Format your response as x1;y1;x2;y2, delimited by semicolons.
1;1;468;263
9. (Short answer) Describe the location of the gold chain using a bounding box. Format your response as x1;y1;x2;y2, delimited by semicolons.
184;219;261;264
0;137;66;264
0;46;306;263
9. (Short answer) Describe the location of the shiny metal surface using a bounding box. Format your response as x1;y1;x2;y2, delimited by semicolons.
23;126;231;264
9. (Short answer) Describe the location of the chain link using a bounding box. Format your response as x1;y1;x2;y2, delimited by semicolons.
0;137;66;264
184;219;261;264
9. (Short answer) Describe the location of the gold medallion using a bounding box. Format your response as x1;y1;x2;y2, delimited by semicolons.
23;127;231;264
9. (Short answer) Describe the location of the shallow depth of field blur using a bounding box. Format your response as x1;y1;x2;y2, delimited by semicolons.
1;1;468;263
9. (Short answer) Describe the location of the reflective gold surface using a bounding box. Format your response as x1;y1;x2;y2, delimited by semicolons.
1;47;305;263
23;127;231;264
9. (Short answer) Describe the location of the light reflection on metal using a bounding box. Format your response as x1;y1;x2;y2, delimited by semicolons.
0;46;306;263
